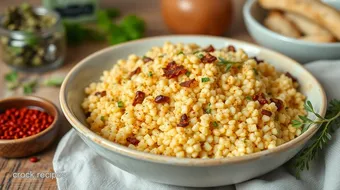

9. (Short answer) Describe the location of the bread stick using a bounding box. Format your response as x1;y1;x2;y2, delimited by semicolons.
264;11;301;38
259;0;340;40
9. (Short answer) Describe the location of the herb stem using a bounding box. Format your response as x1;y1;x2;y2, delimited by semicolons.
325;111;340;121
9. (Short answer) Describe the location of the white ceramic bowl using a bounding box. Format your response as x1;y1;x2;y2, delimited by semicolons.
60;35;327;187
243;0;340;63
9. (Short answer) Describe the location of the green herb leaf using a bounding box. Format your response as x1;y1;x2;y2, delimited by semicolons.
197;54;204;59
218;57;239;72
23;80;37;95
201;77;210;83
177;51;184;55
304;101;314;113
148;72;153;77
5;71;18;82
225;64;233;72
246;96;252;101
101;116;105;121
205;103;212;114
292;119;303;128
290;99;340;178
104;8;120;18
212;121;218;127
253;68;258;76
4;71;20;90
117;101;124;108
64;22;105;45
43;77;64;87
218;57;236;65
120;15;145;40
185;71;191;77
298;115;313;123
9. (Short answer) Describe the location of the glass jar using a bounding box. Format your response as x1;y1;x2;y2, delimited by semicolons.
0;7;66;72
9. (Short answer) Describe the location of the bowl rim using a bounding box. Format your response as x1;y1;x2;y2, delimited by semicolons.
60;35;327;166
243;0;340;47
0;95;59;144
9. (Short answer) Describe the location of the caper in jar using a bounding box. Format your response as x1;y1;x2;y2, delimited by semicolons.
0;3;65;71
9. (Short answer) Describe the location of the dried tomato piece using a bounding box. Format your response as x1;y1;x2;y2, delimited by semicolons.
252;57;264;64
155;95;170;103
227;45;236;52
204;45;215;52
126;137;140;145
162;61;187;79
253;93;268;105
252;94;259;101
270;98;284;111
130;67;141;78
285;72;297;82
201;53;217;63
132;91;145;106
177;114;190;127
85;112;91;117
261;109;272;116
95;91;107;97
180;79;198;88
143;56;153;63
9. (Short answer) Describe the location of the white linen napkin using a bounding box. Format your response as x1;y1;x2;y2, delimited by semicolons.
53;60;340;190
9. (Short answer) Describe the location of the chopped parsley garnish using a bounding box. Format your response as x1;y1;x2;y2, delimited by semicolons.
117;101;124;108
100;116;105;121
148;72;153;77
197;54;204;59
201;77;210;82
185;71;191;77
177;51;184;55
253;68;259;76
246;96;252;101
205;103;212;114
212;121;218;127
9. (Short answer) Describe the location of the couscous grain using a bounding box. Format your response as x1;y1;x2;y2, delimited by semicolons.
82;42;306;158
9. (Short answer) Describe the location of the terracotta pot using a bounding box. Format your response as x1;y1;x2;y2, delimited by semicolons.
161;0;233;35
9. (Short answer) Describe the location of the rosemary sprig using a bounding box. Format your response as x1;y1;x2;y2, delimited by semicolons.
290;100;340;178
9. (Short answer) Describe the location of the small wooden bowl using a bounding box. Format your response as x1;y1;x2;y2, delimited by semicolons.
0;96;60;158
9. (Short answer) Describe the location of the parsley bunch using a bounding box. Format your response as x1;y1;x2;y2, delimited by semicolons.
65;8;145;45
290;100;340;178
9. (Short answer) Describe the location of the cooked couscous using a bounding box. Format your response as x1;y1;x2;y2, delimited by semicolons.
82;42;306;158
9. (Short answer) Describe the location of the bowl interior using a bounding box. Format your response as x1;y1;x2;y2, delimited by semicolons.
61;35;327;162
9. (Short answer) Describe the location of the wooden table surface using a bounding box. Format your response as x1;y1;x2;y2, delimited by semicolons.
0;0;253;189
